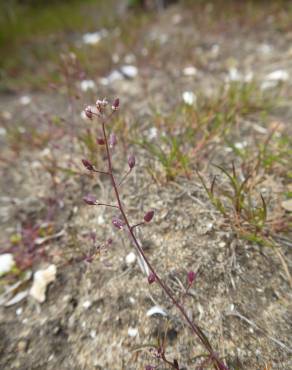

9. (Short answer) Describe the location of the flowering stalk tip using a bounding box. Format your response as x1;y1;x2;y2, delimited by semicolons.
109;133;117;148
187;271;196;285
112;97;120;111
128;154;136;170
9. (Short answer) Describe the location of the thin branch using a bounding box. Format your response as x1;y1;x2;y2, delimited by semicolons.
99;116;228;370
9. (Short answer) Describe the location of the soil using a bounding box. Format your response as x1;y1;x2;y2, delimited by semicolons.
0;2;291;370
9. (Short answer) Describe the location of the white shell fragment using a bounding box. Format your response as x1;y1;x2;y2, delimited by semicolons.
182;91;196;105
29;265;57;303
261;70;289;90
120;65;138;78
281;199;292;212
125;252;136;265
80;80;96;92
0;254;15;276
146;305;167;317
265;70;289;82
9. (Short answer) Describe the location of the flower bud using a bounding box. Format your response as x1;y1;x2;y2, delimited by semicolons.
128;154;135;169
96;137;105;145
84;106;93;119
83;194;97;205
187;271;196;285
144;210;154;223
82;159;94;171
148;272;156;284
112;217;124;230
112;97;120;111
109;133;117;148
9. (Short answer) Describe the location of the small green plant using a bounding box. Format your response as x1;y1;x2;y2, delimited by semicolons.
197;163;271;245
139;135;190;180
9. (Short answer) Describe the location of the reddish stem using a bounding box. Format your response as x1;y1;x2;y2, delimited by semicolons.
100;117;228;370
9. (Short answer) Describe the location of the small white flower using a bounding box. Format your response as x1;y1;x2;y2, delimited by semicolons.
182;91;196;105
147;127;158;140
227;67;241;82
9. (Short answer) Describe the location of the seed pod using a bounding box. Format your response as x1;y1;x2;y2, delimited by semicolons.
83;194;97;205
82;159;94;171
187;271;196;285
128;154;135;169
112;217;124;229
109;133;117;148
112;97;120;111
144;210;154;223
96;137;105;145
148;272;156;284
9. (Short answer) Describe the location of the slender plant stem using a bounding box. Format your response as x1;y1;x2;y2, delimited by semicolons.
100;118;228;370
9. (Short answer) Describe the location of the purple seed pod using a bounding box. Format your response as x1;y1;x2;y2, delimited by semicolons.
84;106;93;119
82;159;94;171
83;194;97;205
112;217;124;229
96;137;105;145
145;366;155;370
112;97;120;111
128;154;135;170
109;133;117;148
187;271;196;285
144;210;154;223
148;272;156;284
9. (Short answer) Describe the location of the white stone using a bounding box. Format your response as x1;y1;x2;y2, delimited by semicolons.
19;96;31;105
82;300;92;309
128;327;138;337
29;265;57;303
16;307;23;316
82;30;108;45
265;70;289;82
183;66;197;77
125;252;136;265
0;254;15;276
0;127;7;136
